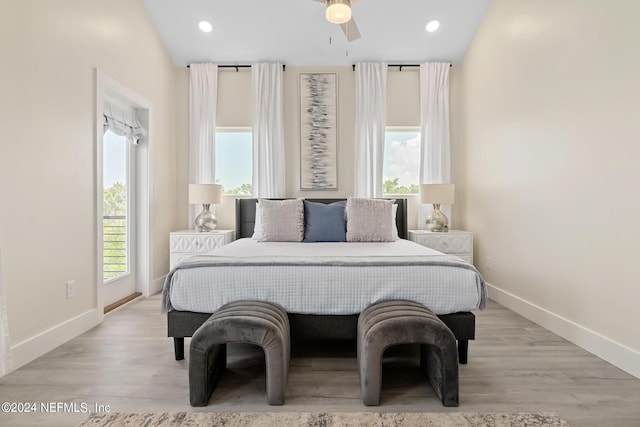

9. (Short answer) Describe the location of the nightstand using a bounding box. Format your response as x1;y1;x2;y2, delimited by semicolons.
169;230;235;269
408;230;473;264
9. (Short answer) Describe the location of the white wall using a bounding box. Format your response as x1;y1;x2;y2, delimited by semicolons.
176;66;426;231
452;0;640;376
0;0;178;369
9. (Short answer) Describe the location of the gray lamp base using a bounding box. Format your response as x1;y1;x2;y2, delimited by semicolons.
426;204;449;232
194;204;218;232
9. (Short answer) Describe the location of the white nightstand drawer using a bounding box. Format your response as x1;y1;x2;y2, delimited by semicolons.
170;253;202;268
169;230;234;270
170;234;227;253
412;233;472;254
408;230;473;264
456;254;473;264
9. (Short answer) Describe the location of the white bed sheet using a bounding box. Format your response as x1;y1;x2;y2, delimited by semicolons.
165;238;486;315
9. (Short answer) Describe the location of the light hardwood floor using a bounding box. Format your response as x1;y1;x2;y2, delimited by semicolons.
1;295;639;427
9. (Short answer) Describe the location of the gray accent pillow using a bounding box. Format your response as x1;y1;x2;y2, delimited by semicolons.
259;199;305;242
346;197;396;242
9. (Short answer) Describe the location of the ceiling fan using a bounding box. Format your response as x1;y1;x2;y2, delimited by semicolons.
313;0;362;42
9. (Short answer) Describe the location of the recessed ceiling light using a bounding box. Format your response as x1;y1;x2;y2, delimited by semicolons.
425;20;440;33
198;20;213;33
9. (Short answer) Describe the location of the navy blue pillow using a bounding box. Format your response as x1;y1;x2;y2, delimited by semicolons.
303;200;347;242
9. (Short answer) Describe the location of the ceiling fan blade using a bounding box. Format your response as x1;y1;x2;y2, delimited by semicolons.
340;17;361;42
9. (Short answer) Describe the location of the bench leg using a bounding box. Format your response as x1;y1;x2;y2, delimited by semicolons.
421;344;459;407
360;347;383;406
264;341;287;405
458;340;468;364
174;337;184;360
189;344;226;406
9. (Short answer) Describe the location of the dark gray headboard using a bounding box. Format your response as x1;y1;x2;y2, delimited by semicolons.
235;198;408;240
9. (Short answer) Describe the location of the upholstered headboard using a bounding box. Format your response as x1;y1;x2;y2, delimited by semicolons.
235;198;408;240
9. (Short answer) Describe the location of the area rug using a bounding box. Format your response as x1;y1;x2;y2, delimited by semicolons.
77;412;571;427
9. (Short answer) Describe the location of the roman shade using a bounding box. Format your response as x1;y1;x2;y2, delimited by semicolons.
103;102;144;145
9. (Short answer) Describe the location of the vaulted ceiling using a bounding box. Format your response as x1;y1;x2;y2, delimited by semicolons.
141;0;491;67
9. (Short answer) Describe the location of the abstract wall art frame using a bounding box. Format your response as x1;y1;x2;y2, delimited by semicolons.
299;72;338;190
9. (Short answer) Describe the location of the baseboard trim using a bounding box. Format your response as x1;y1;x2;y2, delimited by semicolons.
487;283;640;380
104;292;142;315
150;275;165;296
10;308;100;373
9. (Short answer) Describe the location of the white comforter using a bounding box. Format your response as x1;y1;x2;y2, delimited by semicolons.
163;238;486;315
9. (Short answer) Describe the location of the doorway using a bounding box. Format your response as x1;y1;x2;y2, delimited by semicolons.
96;70;150;318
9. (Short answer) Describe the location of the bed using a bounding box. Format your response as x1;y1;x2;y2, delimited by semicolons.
164;198;486;363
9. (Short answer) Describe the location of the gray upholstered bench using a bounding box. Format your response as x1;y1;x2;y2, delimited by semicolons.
189;300;290;406
357;300;459;407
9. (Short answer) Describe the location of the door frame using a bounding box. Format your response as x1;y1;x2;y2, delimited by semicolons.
95;69;151;322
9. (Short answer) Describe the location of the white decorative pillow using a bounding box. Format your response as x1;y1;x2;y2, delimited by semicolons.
252;202;262;240
259;199;305;242
346;197;395;242
392;203;399;240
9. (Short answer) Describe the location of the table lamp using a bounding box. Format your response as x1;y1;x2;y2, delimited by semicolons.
189;184;223;232
420;183;455;232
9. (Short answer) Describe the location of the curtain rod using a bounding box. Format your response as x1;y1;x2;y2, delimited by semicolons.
351;64;452;71
186;64;286;71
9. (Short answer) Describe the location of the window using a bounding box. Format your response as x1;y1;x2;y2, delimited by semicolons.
215;128;253;195
383;128;421;194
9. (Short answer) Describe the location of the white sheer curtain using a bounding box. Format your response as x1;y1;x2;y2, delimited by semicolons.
419;62;452;226
354;62;387;198
252;63;285;198
0;243;11;377
189;63;218;223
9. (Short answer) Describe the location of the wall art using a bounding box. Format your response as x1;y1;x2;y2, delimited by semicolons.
299;73;338;190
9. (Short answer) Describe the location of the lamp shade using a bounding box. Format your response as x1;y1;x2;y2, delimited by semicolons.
420;184;455;205
189;184;223;205
326;0;352;24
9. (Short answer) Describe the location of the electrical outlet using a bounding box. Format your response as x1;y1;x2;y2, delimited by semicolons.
66;280;76;299
485;256;493;271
